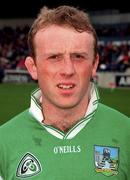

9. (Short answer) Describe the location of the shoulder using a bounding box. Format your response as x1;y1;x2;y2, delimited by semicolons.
93;103;130;139
0;109;30;137
97;103;130;124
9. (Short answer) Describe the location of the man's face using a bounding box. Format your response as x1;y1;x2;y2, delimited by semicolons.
26;25;99;109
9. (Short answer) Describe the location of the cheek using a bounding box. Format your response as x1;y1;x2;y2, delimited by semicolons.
77;64;94;88
35;63;47;82
36;63;56;82
78;64;93;77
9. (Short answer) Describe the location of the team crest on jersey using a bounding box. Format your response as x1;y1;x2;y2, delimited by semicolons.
94;145;119;176
16;152;42;178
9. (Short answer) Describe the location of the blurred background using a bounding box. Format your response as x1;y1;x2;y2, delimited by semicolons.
0;0;130;125
0;0;129;18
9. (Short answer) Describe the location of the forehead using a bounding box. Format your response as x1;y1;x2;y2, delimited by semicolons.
34;25;94;51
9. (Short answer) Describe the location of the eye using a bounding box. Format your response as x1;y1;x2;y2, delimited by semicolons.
75;54;84;59
48;54;62;61
49;55;59;59
71;53;87;61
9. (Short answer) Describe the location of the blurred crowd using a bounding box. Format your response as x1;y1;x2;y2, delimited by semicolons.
0;24;130;82
0;26;29;70
96;23;130;37
98;41;130;72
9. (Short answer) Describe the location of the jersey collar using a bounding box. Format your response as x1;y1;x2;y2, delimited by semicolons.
29;83;99;139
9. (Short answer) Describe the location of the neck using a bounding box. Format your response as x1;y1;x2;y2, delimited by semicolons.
42;97;89;132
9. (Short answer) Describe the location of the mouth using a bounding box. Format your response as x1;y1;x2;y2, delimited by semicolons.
57;83;75;90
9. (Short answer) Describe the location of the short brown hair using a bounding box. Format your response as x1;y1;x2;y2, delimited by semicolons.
28;5;98;58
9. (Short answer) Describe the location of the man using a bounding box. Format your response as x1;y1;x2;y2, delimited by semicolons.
0;5;130;180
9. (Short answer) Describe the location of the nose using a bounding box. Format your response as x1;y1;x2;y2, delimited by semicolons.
60;57;75;77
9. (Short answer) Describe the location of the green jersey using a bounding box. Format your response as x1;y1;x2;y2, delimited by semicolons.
0;84;130;179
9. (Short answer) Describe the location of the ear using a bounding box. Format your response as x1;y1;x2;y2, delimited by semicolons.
92;54;99;78
25;56;38;80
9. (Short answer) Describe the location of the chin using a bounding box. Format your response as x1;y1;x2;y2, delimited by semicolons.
56;101;79;109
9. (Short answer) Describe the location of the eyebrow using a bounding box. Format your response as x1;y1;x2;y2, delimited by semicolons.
45;51;88;56
70;52;88;55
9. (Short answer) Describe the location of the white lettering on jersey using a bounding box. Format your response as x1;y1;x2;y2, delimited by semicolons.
53;145;81;154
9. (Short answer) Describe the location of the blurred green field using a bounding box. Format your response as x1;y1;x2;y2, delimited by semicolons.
0;83;130;126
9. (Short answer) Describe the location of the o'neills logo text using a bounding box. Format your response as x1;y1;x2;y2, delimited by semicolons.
53;145;81;154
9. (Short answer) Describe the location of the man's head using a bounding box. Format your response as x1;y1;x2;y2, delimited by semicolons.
25;5;99;110
28;5;98;59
